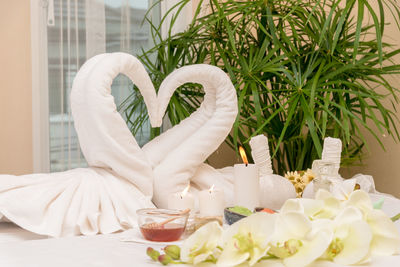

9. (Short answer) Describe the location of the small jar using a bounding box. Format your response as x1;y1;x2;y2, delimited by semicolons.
312;160;336;193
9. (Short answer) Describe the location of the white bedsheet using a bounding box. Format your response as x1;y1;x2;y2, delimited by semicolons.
0;194;399;267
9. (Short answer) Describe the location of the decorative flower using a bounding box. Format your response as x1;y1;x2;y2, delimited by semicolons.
331;179;358;201
180;221;223;265
285;171;301;182
302;169;315;184
280;189;341;220
345;190;400;256
268;211;333;267
285;169;315;197
145;189;400;267
314;206;373;265
217;213;277;267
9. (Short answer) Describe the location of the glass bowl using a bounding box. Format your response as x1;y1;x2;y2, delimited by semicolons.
136;208;189;242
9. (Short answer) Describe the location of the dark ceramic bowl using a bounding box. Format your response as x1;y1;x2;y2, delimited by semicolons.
224;207;248;225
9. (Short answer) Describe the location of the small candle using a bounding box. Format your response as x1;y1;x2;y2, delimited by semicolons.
199;185;225;216
234;147;260;210
167;184;195;212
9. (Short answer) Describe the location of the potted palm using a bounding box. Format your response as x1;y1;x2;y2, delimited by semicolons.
122;0;400;175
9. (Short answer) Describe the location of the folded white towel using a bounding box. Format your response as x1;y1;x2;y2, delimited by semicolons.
0;53;238;236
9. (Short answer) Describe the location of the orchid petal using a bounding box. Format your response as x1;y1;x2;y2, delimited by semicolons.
283;229;333;267
280;199;304;214
272;212;311;244
334;206;363;225
180;221;223;264
367;209;400;256
217;240;251;267
333;220;372;265
219;213;276;267
346;190;373;213
315;189;333;200
331;179;356;200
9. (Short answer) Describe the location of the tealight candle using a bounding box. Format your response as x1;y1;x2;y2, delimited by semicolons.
198;185;225;217
167;184;195;212
234;146;260;210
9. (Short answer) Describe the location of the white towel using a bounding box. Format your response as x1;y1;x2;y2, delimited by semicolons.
143;64;238;208
0;53;238;236
321;137;342;176
249;134;296;210
0;53;160;237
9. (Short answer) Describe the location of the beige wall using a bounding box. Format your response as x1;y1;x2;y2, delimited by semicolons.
0;1;33;175
342;2;400;197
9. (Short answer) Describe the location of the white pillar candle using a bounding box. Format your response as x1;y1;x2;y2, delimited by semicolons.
167;185;195;212
234;163;260;210
199;185;225;217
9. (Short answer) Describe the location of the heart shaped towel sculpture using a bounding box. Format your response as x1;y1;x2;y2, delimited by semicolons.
0;52;238;237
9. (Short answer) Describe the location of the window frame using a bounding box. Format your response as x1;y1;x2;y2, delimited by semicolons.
31;0;50;173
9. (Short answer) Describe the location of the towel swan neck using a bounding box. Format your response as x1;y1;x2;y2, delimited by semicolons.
71;53;158;195
147;64;238;208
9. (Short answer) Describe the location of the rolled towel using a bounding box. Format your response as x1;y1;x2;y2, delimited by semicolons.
249;134;273;176
321;137;342;176
249;134;296;210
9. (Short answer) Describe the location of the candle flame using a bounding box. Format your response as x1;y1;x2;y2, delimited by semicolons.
209;184;215;193
239;146;248;166
180;184;190;198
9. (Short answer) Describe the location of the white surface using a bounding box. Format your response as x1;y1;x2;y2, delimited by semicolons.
120;227;184;246
0;194;399;267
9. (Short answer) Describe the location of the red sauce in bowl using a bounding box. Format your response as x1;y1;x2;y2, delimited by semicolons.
140;223;185;242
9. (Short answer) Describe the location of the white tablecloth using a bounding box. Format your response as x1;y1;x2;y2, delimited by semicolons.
0;194;399;267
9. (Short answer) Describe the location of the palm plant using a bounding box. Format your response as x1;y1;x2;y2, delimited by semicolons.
122;0;400;175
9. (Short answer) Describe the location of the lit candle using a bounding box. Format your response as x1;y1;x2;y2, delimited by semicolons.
234;146;260;210
167;184;195;212
199;185;225;217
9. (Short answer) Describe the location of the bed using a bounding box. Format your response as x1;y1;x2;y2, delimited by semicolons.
0;193;399;267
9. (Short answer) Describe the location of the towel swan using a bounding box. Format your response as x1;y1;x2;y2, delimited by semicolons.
0;53;238;236
142;65;238;208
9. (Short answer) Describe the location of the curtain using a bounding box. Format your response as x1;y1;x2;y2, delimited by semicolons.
47;0;155;172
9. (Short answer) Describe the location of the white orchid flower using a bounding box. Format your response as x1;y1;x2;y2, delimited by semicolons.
345;189;373;213
217;212;277;267
331;179;357;200
345;190;400;256
268;211;333;267
367;208;400;256
280;190;341;220
180;221;223;265
318;206;373;265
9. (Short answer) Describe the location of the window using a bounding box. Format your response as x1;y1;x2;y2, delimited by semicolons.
32;0;160;172
31;0;191;173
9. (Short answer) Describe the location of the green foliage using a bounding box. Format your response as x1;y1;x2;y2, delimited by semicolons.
123;0;400;175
